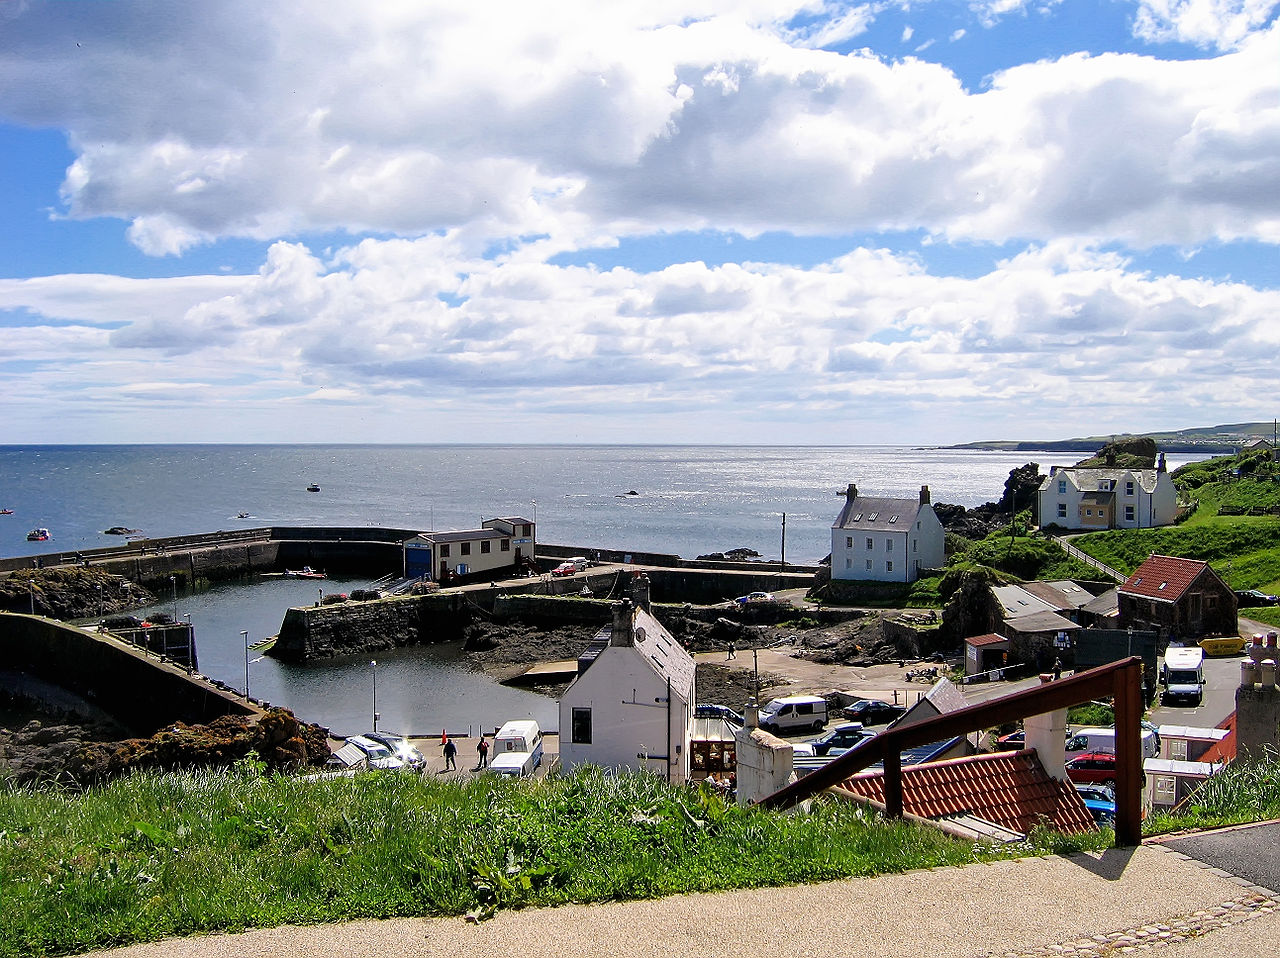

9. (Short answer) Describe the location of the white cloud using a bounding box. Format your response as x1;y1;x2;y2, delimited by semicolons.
1133;0;1280;50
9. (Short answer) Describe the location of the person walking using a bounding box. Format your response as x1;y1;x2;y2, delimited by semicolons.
443;737;457;771
727;639;736;660
477;736;489;769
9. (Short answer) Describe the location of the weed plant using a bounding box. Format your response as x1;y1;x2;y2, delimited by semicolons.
0;763;1105;956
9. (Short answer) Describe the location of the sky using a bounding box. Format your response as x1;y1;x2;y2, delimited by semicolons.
1;0;1278;445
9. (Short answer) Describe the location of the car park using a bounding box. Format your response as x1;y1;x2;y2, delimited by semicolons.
362;731;426;769
841;699;907;726
1065;751;1117;788
806;722;877;757
694;704;745;726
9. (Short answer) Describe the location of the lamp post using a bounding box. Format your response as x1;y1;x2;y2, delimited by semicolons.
28;581;35;616
241;630;250;700
371;660;379;732
183;613;193;671
169;575;178;623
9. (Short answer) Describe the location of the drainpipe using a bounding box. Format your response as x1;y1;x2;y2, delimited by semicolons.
666;676;672;784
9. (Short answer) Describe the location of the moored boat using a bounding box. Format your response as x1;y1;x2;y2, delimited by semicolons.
26;527;50;541
284;566;326;579
306;483;321;492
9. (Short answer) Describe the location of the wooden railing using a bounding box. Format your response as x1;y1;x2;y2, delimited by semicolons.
757;657;1146;846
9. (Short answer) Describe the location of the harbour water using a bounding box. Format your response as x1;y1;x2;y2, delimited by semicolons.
4;444;1207;735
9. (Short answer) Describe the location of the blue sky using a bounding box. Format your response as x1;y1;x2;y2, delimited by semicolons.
1;0;1278;444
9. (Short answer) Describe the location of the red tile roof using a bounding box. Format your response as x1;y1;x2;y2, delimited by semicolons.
836;749;1097;835
966;633;1009;648
1120;555;1211;602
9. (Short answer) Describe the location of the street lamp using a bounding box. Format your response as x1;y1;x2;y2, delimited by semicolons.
241;630;250;700
28;581;35;616
169;575;178;623
183;613;193;671
371;660;379;732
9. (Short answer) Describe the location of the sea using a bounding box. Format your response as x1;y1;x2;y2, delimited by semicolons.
0;444;1207;737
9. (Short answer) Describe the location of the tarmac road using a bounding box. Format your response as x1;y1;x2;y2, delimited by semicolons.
1159;821;1280;895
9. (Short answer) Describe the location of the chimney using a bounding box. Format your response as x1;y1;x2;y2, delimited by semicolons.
610;600;634;647
1158;452;1167;474
632;573;652;613
844;482;857;502
1105;448;1116;467
919;484;931;505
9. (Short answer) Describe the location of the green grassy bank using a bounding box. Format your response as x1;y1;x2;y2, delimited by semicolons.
0;763;1106;957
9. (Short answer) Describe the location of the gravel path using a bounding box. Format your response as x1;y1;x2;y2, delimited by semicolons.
88;844;1275;958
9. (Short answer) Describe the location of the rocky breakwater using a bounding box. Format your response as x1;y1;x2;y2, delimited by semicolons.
272;593;471;661
0;566;153;618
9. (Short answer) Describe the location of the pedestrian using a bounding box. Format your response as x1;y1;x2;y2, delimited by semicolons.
727;639;736;660
1052;657;1063;681
477;736;489;768
443;737;457;771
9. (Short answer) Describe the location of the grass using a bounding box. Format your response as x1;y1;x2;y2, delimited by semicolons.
0;762;1107;957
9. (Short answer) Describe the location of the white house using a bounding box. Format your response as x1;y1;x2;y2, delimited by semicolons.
403;515;535;582
830;483;945;584
558;575;695;783
1037;456;1176;531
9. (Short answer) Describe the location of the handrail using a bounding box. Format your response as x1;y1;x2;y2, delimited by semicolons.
757;657;1145;846
1045;534;1126;583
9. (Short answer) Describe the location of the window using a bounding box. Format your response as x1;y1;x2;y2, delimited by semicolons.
845;557;851;568
1154;776;1176;803
885;539;893;551
865;559;872;572
1125;505;1135;521
1170;739;1188;761
1058;479;1067;494
522;524;531;536
1126;481;1135;496
461;541;471;556
889;515;899;524
1085;508;1093;517
846;536;852;548
868;513;878;520
571;708;592;744
1058;503;1067;518
501;539;510;552
866;537;873;550
912;540;917;553
440;544;451;558
886;561;894;573
480;540;491;554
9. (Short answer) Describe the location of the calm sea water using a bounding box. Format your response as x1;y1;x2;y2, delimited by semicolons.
3;444;1205;735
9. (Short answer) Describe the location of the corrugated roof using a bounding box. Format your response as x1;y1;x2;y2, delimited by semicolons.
1002;610;1079;634
966;633;1010;648
838;749;1097;835
993;585;1059;618
1120;555;1211;603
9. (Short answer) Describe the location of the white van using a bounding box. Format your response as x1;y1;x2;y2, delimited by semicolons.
490;750;538;777
1065;726;1158;759
1161;646;1205;706
758;695;829;734
493;719;544;771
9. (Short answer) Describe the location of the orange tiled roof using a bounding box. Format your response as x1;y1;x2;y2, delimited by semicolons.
966;633;1009;648
837;749;1097;835
1120;555;1210;602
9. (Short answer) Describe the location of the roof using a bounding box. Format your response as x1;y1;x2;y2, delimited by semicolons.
406;528;506;545
993;585;1059;618
632;606;696;701
690;717;738;742
1156;725;1230;742
1198;712;1236;764
838;749;1097;835
1040;467;1161;493
1144;758;1222;777
833;494;926;533
1120;555;1215;603
1082;588;1119;617
1001;610;1079;635
966;633;1010;648
1020;580;1096;612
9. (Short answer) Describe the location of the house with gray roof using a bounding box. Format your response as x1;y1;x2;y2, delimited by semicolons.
1038;456;1176;531
830;483;944;584
558;575;695;782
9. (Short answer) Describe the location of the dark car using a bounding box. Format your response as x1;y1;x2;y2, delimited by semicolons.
1236;589;1279;606
1065;751;1118;788
841;699;907;726
806;722;877;757
993;729;1026;751
694;704;745;726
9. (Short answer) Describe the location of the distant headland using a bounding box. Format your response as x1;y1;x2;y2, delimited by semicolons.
951;420;1278;455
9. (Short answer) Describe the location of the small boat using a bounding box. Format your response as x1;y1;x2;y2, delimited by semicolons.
0;508;13;515
306;483;321;492
284;566;326;579
26;527;50;541
236;512;251;519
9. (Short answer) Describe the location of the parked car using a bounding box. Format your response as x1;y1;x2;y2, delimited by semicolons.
362;731;426;769
327;735;406;771
694;704;745;726
1065;751;1117;788
841;699;907;726
550;561;578;577
1081;796;1116;827
733;591;775;604
1074;782;1116;804
806;722;877;757
993;729;1026;751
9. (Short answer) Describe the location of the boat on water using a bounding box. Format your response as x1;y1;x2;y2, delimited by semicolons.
0;508;13;515
285;566;326;579
306;483;321;492
26;527;50;541
236;512;251;519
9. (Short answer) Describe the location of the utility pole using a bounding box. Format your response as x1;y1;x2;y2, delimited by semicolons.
780;512;786;573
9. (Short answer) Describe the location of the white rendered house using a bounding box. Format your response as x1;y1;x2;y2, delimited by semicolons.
1037;456;1176;531
558;576;695;783
830;483;945;583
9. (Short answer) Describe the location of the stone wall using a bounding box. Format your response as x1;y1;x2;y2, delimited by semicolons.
0;613;254;736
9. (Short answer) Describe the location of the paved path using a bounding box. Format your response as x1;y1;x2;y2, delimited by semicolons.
90;839;1278;958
